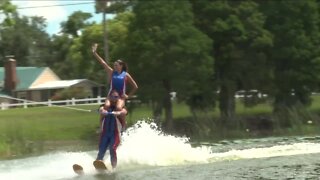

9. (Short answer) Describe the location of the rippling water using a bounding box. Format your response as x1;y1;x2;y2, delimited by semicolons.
1;121;320;180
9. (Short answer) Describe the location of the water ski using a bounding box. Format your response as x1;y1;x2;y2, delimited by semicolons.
93;160;108;172
72;164;84;175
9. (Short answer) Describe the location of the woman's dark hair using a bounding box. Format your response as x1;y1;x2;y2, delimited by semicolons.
115;59;128;72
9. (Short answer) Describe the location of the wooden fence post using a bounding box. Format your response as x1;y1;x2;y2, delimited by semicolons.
97;96;101;104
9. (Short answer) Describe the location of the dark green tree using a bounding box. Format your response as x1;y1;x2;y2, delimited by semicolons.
0;0;16;65
50;34;74;79
0;0;16;26
191;0;273;123
94;0;132;64
60;11;92;37
125;0;213;131
94;0;132;14
66;12;133;82
0;14;52;66
50;11;94;79
261;0;320;127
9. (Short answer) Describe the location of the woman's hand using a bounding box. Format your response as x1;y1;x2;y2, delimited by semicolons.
92;43;98;53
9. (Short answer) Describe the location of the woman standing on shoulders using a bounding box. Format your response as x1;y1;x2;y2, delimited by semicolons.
92;43;138;129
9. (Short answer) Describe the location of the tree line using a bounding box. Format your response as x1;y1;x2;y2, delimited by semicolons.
1;0;320;131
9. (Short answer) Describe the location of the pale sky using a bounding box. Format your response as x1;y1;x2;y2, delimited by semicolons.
11;0;103;35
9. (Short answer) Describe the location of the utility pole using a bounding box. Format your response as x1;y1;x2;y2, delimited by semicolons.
102;0;109;63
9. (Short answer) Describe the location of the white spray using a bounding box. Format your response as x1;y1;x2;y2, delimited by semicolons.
1;120;320;180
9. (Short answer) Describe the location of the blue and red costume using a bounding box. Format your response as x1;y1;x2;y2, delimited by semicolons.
107;71;127;97
96;107;122;168
107;70;127;129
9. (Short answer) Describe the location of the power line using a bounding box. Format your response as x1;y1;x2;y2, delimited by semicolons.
16;2;95;10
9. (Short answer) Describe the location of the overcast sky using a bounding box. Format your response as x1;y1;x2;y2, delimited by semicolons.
11;0;103;35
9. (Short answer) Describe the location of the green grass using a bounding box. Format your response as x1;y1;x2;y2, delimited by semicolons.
236;100;272;115
0;103;149;158
0;104;155;158
309;96;320;111
0;104;155;141
1;106;96;141
127;104;153;123
1;96;320;158
0;100;275;140
169;102;192;118
0;97;318;142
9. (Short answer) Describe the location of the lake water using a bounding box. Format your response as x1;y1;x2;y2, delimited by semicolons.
1;121;320;180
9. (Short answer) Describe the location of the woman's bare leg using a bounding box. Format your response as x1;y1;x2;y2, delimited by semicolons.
116;99;126;130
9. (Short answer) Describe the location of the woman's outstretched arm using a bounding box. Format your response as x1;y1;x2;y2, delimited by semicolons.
92;43;113;76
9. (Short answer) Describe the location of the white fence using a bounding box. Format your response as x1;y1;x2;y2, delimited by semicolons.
0;96;106;110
